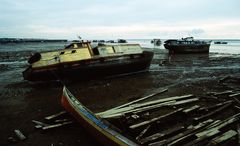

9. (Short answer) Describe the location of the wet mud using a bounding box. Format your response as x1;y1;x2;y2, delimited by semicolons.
0;48;240;146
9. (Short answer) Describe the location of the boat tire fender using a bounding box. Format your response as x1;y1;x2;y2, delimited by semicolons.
28;53;41;64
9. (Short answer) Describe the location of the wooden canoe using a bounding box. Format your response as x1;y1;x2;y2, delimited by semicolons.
61;86;138;146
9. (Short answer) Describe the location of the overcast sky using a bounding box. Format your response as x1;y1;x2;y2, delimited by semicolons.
0;0;239;39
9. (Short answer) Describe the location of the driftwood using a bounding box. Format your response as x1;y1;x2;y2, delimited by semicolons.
42;121;73;130
206;130;237;146
129;108;183;129
44;111;67;121
194;101;232;122
14;129;26;140
139;126;185;145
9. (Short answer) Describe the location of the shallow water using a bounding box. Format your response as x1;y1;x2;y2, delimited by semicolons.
0;40;239;85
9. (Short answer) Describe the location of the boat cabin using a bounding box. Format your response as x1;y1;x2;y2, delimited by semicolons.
30;41;143;69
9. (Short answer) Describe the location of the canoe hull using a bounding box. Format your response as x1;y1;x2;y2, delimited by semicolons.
23;51;154;81
61;87;138;146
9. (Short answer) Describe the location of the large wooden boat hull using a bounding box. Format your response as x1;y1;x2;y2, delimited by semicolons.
23;51;153;81
164;44;210;54
61;86;138;146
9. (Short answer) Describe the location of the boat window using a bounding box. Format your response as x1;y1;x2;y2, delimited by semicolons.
60;51;65;55
73;44;78;48
72;50;76;53
92;47;99;55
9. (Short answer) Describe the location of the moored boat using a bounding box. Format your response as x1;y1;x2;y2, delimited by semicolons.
214;41;228;44
61;86;138;146
164;37;211;54
151;39;161;46
23;41;153;81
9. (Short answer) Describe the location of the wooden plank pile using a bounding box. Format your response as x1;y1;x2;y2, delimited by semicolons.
97;89;240;146
32;111;73;130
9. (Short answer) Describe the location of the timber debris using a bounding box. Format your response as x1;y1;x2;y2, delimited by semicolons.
32;111;73;130
97;89;240;146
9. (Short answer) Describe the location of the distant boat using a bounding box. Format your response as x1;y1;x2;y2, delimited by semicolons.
164;37;211;54
117;39;127;43
214;41;228;44
23;41;153;81
151;39;161;46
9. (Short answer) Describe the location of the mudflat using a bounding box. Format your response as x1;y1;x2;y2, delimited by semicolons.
0;49;240;146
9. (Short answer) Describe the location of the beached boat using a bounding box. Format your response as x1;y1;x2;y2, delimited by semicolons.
23;41;153;81
164;37;211;54
61;86;138;146
214;41;228;44
151;39;161;46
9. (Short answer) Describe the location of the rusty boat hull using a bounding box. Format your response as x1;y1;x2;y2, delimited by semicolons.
164;44;210;54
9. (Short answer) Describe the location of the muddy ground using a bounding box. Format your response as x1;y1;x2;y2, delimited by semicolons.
0;49;240;146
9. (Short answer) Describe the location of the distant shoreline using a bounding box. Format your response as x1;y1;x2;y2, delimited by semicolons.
0;38;68;44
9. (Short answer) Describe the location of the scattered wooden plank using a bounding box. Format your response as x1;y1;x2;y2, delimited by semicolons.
132;94;194;109
184;129;220;146
150;119;215;146
183;105;200;114
207;130;237;146
170;98;199;106
232;97;240;105
214;90;233;96
229;92;240;97
101;88;168;112
42;121;73;130
199;100;233;113
14;129;26;140
235;105;240;110
198;116;239;137
185;115;240;146
32;120;49;127
54;119;71;123
97;94;193;116
194;101;232;122
129;108;183;129
139;126;185;145
136;125;151;141
35;125;42;129
44;111;67;121
99;101;175;119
